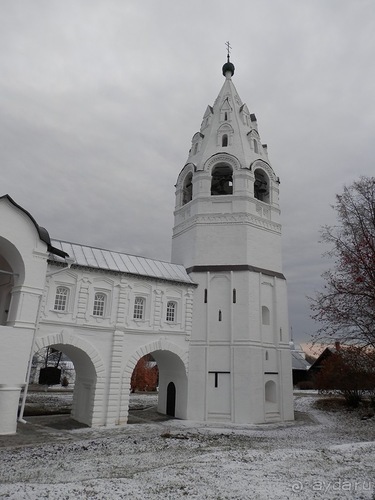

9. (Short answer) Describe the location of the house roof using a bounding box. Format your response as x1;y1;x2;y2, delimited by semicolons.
291;350;311;371
0;195;68;258
49;239;195;285
300;343;335;359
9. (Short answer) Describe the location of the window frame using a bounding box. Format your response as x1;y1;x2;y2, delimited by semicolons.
133;296;146;320
166;300;177;323
54;286;69;312
93;291;106;317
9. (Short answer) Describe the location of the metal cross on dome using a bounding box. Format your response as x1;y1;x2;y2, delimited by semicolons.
225;41;232;61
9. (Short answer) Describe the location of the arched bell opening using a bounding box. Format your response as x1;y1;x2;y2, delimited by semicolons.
211;164;233;196
254;169;270;203
182;172;193;205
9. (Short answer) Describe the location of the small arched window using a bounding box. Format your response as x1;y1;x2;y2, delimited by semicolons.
211;165;233;195
265;381;277;403
224;112;228;121
182;172;193;205
253;139;259;154
166;301;176;322
93;292;106;317
262;306;270;325
54;286;69;312
222;134;228;147
133;297;145;320
193;142;199;155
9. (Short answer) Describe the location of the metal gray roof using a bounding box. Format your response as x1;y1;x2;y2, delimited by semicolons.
291;350;311;371
50;240;194;285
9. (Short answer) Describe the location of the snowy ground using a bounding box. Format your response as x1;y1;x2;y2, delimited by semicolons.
0;393;374;499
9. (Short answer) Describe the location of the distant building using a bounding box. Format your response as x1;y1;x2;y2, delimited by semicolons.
0;55;294;434
290;342;311;386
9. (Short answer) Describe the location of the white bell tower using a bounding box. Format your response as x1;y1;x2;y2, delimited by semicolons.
172;52;294;423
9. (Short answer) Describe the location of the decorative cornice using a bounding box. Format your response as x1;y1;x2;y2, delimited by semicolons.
173;211;281;236
186;264;285;280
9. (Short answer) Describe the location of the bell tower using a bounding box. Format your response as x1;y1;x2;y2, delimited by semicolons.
172;51;294;423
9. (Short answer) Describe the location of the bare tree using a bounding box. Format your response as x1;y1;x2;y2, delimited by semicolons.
310;176;375;348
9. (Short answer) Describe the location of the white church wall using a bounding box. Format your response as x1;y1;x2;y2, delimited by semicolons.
34;263;193;427
0;198;49;434
231;272;251;341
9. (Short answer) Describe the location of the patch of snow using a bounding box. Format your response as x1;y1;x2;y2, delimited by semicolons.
0;394;374;499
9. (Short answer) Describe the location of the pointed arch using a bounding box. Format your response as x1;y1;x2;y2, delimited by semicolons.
220;97;232;122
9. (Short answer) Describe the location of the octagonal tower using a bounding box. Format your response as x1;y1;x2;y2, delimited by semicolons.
172;56;294;423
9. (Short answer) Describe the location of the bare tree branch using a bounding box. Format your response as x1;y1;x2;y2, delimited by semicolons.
310;176;375;348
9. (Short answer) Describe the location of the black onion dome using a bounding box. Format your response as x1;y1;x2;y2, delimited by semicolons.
222;60;235;77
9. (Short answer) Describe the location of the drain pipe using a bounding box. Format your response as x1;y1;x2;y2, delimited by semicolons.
18;256;75;423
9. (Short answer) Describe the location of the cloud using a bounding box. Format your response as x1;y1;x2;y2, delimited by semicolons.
1;0;374;343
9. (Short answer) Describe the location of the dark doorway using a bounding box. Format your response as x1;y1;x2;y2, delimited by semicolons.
166;382;176;417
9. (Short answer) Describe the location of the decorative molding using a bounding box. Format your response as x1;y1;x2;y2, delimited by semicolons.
176;163;196;187
204;153;241;172
251;160;276;181
186;265;285;281
173;211;281;236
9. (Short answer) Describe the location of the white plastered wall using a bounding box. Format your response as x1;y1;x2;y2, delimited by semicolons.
0;199;49;434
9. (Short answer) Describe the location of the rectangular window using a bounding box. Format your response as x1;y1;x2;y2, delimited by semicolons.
133;297;145;320
54;286;69;311
166;301;176;322
93;292;106;316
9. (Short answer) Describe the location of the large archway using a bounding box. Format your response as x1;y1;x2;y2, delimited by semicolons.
121;340;188;424
0;237;25;326
33;334;106;426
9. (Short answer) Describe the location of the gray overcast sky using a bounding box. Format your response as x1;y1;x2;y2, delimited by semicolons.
1;0;374;344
